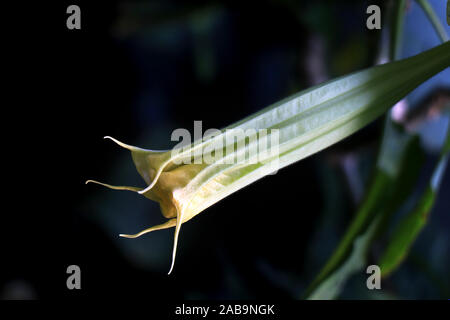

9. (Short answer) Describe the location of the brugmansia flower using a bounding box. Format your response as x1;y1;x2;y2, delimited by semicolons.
87;42;450;274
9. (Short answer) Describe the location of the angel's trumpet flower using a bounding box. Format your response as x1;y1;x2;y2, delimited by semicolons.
87;41;450;274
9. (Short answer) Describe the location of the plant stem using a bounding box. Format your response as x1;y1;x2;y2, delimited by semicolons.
390;0;406;61
416;0;449;42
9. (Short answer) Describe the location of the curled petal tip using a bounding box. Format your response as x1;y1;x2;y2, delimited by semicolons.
138;181;157;194
103;135;152;152
118;219;177;239
167;262;175;275
84;180;142;193
103;136;118;143
138;167;165;194
103;135;125;146
85;179;105;186
119;233;139;239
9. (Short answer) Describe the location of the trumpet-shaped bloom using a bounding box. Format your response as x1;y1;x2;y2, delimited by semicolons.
87;41;450;274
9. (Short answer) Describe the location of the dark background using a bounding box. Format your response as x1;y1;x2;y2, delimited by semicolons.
2;0;449;300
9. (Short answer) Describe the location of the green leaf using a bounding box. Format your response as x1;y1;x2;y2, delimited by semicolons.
308;217;380;300
447;0;450;26
304;130;424;299
379;127;450;277
379;187;436;276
